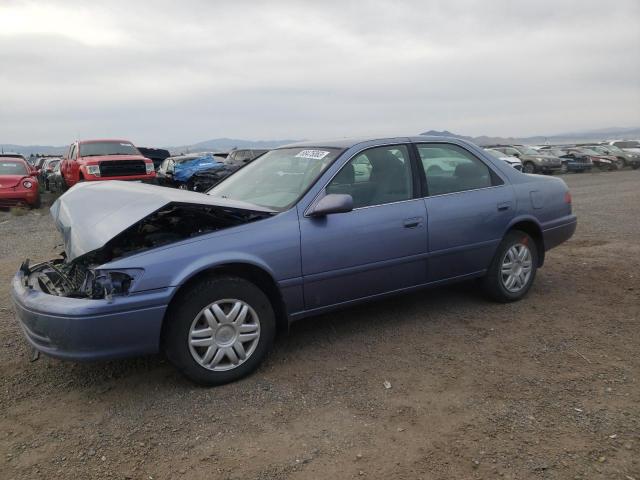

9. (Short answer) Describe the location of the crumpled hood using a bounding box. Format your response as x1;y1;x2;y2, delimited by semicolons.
50;180;274;261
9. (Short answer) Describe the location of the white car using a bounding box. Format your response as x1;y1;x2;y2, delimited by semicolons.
484;148;523;171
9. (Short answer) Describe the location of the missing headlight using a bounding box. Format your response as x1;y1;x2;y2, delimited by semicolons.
26;260;143;300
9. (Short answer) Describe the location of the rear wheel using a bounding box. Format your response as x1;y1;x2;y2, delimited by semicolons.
163;275;276;386
523;162;535;174
482;230;538;302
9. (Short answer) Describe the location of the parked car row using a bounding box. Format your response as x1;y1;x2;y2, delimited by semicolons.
5;137;638;211
482;140;640;175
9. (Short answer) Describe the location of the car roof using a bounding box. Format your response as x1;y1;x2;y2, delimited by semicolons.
0;152;26;159
78;139;134;144
279;135;475;150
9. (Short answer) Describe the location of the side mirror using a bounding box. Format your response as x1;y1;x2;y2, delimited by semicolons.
308;193;353;217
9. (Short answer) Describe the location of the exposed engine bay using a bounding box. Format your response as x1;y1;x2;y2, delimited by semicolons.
21;203;272;299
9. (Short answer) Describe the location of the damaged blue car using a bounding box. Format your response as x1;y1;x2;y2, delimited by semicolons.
12;136;577;385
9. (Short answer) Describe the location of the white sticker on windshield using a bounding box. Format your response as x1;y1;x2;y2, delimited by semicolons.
295;149;330;160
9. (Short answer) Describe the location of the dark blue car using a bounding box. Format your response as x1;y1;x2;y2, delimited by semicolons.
540;147;593;173
12;136;576;385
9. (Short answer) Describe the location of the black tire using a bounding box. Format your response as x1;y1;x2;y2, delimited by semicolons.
482;230;538;303
32;195;42;209
162;275;276;386
633;164;640;170
523;162;535;174
615;158;625;170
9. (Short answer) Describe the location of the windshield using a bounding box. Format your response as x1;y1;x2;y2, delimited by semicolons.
80;141;139;157
542;148;564;156
517;146;539;155
0;161;28;175
578;148;599;155
484;149;505;158
207;147;342;210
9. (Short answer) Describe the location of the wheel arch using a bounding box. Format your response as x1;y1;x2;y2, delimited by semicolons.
162;262;289;339
505;217;545;267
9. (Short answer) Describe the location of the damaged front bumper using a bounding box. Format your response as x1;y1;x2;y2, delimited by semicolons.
11;268;173;361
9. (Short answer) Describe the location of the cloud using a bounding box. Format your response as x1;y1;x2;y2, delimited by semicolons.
0;0;638;145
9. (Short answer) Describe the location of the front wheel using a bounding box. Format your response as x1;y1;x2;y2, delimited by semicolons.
523;162;535;174
163;275;276;386
482;230;538;302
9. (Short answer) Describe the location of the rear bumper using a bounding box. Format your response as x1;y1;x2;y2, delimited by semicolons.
543;216;577;251
566;163;591;172
0;189;39;207
540;165;562;172
11;271;172;361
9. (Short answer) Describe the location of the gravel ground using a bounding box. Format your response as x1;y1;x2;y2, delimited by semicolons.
1;171;638;480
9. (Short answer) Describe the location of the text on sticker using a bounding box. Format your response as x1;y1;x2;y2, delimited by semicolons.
295;150;330;160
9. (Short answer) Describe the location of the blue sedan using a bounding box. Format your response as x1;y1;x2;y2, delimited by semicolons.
12;136;576;385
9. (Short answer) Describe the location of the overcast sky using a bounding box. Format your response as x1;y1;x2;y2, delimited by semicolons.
1;0;639;146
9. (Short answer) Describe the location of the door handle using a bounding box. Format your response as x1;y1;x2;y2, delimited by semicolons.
403;217;423;228
497;202;511;212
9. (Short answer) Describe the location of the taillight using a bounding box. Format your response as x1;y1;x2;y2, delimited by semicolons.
564;191;572;204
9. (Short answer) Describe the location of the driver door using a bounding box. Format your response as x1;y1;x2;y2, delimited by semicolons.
299;144;428;310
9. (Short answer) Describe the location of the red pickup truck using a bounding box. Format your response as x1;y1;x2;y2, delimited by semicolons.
61;139;156;188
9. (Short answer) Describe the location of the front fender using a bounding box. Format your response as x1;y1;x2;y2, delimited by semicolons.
170;252;278;290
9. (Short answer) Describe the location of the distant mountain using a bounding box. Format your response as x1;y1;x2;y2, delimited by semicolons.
0;144;67;157
170;137;299;155
4;128;638;157
419;127;640;146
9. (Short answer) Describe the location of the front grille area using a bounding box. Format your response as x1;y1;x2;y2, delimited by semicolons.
99;160;146;177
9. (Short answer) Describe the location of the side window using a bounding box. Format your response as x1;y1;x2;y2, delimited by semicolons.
417;144;496;196
326;145;413;209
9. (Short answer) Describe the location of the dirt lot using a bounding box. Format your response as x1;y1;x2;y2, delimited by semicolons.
1;171;638;480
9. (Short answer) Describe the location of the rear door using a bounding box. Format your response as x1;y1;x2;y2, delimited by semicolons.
299;144;428;310
416;143;515;281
